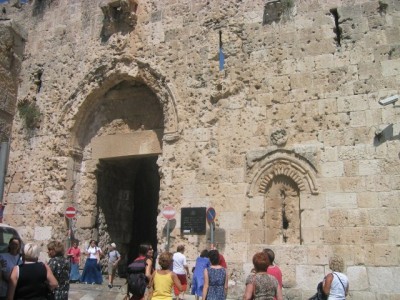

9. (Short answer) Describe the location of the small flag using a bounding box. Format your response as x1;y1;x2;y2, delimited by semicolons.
219;30;225;71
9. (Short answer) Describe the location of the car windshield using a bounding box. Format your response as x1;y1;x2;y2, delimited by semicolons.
0;227;21;253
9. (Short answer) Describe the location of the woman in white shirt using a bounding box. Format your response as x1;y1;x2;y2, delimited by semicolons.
323;256;349;299
80;240;103;284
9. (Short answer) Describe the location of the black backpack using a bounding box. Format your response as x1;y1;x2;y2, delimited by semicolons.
127;258;147;296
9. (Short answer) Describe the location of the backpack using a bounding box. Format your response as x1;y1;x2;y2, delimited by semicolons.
127;258;147;296
308;281;327;300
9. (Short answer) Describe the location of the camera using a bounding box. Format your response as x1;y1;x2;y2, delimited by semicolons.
378;95;399;106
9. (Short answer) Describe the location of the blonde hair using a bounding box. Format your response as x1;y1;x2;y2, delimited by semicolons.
47;240;65;256
23;243;41;262
329;255;345;272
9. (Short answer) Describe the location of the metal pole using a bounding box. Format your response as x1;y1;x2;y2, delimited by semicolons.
67;218;72;249
210;222;214;248
0;142;10;204
166;220;170;252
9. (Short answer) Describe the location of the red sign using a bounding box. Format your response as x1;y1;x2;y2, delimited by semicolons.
162;206;176;220
65;206;76;219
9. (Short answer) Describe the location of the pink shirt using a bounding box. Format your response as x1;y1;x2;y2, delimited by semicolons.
267;265;282;288
67;247;81;264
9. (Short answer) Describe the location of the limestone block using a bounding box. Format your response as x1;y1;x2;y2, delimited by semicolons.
91;131;162;159
306;246;331;265
243;211;263;230
223;242;247;263
181;184;202;199
358;159;381;176
363;227;389;244
320;147;338;162
337;95;369;113
223;194;247;212
195;168;219;184
296;265;325;290
349;111;366;127
369;208;400;226
321;161;344;177
34;226;52;240
314;54;336;70
358;62;381;80
301;209;327;228
218;168;245;184
376;190;400;208
373;244;399;266
368;267;400;293
301;227;324;244
316;178;339;193
326;192;357;208
349;291;377;299
220;183;247;197
6;192;34;204
249;196;263;212
249;229;265;244
226;230;248;244
219;211;242;230
44;189;66;203
343;160;359;177
76;215;96;229
328;209;369;227
365;175;391;192
323;228;362;245
347;266;368;291
381;59;400;77
338;176;365;192
388;226;400;244
289;73;312;90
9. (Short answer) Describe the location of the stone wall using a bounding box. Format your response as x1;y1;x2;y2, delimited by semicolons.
1;0;400;299
0;17;25;142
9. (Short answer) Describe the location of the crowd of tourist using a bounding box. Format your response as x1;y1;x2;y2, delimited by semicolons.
0;237;349;300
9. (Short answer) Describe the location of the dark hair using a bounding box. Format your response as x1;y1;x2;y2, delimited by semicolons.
138;243;152;256
200;249;208;258
8;236;22;253
208;250;219;265
263;248;275;264
253;252;270;272
177;245;185;252
158;252;173;269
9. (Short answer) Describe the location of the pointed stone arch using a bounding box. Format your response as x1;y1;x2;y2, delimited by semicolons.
247;149;319;197
246;149;319;245
58;56;180;151
57;57;180;254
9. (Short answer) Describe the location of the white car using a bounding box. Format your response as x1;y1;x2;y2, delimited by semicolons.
0;223;22;253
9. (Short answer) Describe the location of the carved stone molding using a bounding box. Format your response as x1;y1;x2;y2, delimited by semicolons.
247;149;319;197
58;57;180;148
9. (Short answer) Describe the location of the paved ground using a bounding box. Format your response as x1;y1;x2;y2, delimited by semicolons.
68;277;128;300
68;276;207;300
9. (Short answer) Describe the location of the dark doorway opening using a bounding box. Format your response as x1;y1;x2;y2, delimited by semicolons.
96;156;159;272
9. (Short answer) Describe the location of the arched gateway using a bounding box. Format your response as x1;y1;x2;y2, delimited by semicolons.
61;58;179;264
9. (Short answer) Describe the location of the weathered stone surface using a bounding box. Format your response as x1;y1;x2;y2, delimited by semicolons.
1;0;400;298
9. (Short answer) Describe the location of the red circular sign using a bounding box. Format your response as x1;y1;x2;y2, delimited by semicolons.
162;206;176;220
65;206;76;219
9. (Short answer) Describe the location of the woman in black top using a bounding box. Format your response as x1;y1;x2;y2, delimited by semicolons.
7;243;58;300
47;241;70;300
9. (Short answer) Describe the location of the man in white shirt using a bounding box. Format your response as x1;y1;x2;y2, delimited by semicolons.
173;245;190;300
